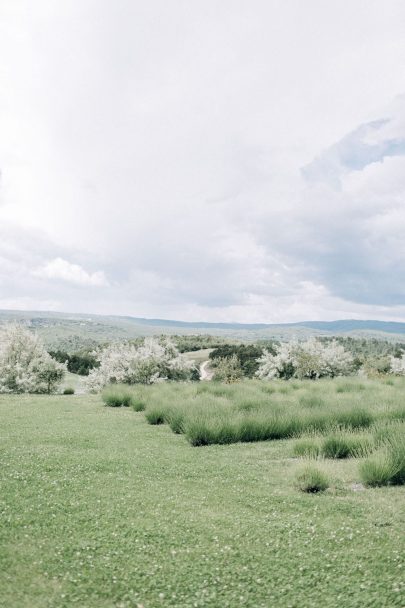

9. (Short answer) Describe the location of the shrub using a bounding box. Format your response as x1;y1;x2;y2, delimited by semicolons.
87;338;198;392
49;350;98;375
256;339;354;381
295;466;329;493
63;387;75;395
212;354;244;383
390;353;405;375
0;324;66;394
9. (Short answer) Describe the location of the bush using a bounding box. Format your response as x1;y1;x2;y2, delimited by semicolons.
0;324;66;394
295;466;329;493
87;338;198;392
257;339;354;381
63;387;75;395
212;355;244;383
49;350;98;375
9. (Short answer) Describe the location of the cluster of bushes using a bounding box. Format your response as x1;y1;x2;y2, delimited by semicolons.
256;339;355;380
86;337;199;392
48;349;99;375
207;338;405;384
173;335;230;353
0;324;66;394
209;344;269;378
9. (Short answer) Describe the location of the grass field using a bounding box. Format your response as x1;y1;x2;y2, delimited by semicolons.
1;385;404;607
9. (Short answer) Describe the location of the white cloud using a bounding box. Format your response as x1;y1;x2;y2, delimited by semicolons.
0;1;405;321
33;258;109;287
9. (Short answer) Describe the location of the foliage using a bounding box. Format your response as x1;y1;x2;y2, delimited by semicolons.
295;466;329;493
172;334;230;353
390;352;405;375
63;387;75;395
209;344;271;377
0;324;66;394
49;349;99;375
86;337;199;391
211;354;244;383
256;339;354;381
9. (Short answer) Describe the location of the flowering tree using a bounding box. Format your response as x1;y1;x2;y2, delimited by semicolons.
390;353;405;375
0;324;66;393
86;337;199;392
256;339;354;380
212;354;244;383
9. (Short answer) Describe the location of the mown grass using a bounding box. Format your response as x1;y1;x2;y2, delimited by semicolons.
1;393;405;607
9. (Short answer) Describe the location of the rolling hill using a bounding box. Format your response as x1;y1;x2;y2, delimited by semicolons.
1;309;405;350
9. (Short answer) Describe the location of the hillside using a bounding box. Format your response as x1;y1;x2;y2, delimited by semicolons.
1;309;405;350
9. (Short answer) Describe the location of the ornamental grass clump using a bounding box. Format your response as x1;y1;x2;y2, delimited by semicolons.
102;384;134;407
295;466;329;493
360;430;405;486
145;406;167;425
321;433;373;459
335;408;373;429
293;438;321;459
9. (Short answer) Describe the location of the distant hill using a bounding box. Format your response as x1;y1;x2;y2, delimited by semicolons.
1;309;405;350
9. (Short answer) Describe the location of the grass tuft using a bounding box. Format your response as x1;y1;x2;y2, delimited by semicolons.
295;466;329;493
293;438;321;459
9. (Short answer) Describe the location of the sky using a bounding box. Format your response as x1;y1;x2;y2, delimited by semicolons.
1;0;405;323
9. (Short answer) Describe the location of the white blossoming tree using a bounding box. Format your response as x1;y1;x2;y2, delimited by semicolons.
86;337;199;392
256;339;354;380
390;352;405;375
0;324;66;393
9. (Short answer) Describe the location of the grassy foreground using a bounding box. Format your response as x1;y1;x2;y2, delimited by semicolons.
1;392;404;607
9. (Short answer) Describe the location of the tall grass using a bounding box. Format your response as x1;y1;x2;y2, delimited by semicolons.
101;384;146;410
138;378;405;447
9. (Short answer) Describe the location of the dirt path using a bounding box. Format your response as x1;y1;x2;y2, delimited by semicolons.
200;360;213;381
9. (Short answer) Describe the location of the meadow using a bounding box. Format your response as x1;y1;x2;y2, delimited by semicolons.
1;379;404;607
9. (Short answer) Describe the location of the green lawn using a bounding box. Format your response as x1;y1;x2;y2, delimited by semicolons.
1;392;404;607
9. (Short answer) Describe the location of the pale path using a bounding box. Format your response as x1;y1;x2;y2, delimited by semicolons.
200;360;213;381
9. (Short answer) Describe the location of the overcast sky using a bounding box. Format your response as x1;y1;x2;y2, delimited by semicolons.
1;0;405;322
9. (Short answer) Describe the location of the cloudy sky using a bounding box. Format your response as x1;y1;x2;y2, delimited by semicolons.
1;0;405;323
